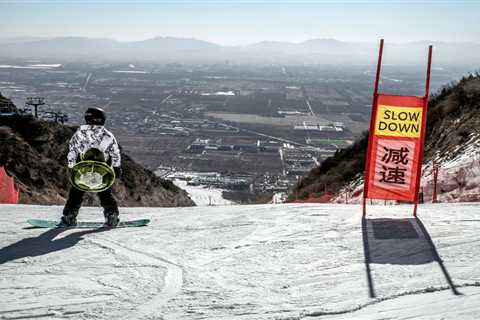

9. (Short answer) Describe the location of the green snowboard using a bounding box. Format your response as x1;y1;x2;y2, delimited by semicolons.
27;219;150;229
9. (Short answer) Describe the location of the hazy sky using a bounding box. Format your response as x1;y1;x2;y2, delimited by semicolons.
1;0;479;45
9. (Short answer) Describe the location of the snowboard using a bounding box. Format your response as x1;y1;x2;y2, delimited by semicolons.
27;219;150;229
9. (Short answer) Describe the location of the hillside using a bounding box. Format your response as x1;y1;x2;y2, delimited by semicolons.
292;73;480;202
1;203;479;319
0;94;194;206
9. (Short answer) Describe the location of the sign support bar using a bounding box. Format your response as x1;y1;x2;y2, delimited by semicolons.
363;39;384;217
413;45;433;217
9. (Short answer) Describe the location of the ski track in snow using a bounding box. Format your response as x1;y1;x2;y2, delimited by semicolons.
87;237;183;319
0;203;480;319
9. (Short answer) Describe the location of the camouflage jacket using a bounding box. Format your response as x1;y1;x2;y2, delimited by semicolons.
67;125;121;168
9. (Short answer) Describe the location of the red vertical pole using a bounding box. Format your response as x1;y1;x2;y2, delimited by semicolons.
413;45;433;218
424;45;433;99
432;160;438;203
363;39;384;217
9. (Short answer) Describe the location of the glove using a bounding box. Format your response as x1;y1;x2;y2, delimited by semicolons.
114;167;122;179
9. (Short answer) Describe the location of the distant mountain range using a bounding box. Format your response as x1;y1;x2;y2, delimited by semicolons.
0;36;479;66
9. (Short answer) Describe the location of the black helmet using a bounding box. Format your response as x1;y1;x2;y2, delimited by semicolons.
85;107;106;125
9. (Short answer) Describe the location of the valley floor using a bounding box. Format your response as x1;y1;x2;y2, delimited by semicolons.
0;203;479;319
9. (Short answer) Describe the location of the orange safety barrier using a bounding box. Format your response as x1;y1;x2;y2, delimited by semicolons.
0;166;19;204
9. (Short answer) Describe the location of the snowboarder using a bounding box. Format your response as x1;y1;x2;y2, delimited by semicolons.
61;107;122;227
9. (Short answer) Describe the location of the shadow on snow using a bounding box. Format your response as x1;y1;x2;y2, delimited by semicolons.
362;216;460;298
0;227;109;265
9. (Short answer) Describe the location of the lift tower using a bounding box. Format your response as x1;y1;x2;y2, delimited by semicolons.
25;97;45;118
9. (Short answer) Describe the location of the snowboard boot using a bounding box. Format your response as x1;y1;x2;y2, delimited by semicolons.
104;209;119;227
60;209;78;227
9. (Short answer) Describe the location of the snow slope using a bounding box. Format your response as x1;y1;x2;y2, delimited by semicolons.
1;203;480;319
173;179;234;206
421;133;480;203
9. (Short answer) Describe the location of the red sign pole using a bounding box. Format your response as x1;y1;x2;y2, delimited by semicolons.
363;39;384;217
432;160;439;203
413;45;433;217
425;46;433;99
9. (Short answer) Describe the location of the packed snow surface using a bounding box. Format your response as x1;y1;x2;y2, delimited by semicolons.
1;203;480;319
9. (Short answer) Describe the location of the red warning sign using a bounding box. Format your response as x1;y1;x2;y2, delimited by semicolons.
362;39;432;217
365;94;427;202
